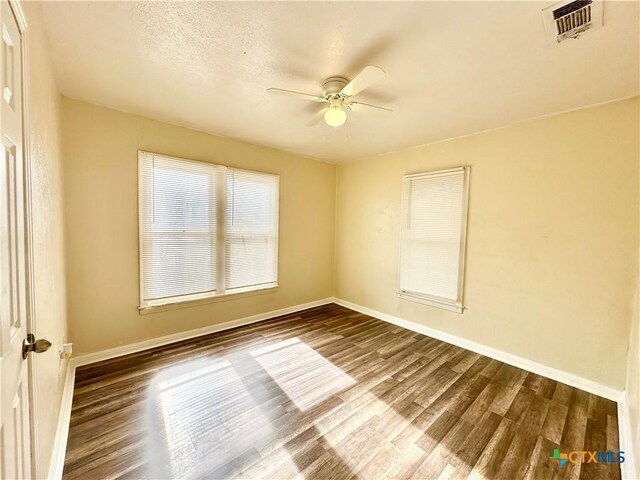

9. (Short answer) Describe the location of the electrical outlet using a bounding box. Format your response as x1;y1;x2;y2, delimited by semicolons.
60;339;73;359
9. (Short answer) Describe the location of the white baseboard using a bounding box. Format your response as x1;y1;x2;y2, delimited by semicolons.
73;297;334;367
46;297;333;480
618;393;639;480
48;361;76;480
333;297;624;402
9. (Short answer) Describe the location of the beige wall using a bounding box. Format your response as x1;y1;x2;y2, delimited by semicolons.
63;96;639;390
335;97;639;389
24;2;69;476
62;98;335;354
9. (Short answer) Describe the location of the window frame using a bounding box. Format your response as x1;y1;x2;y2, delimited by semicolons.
397;166;470;314
137;151;279;312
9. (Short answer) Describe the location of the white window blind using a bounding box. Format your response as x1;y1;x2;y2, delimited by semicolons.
139;152;279;308
398;167;469;313
225;169;279;291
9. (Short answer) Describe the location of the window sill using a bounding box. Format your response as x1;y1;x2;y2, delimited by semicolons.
397;291;464;314
139;285;279;315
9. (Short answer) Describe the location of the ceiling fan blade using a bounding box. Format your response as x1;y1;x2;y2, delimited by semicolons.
341;66;385;97
306;108;329;126
267;88;326;102
345;101;392;113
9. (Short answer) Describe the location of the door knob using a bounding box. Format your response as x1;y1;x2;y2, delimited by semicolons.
22;334;52;359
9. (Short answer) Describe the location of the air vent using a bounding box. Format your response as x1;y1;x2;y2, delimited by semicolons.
542;0;603;43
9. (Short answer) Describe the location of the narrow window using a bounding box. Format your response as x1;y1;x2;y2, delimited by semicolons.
398;167;470;313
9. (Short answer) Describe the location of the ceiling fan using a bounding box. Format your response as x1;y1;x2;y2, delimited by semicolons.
267;65;392;128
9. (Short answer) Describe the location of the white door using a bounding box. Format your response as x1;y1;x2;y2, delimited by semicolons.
0;0;31;478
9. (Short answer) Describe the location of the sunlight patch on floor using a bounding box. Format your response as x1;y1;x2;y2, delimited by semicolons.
251;337;356;411
149;358;275;478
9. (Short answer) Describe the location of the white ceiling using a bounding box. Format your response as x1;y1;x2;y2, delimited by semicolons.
41;1;639;162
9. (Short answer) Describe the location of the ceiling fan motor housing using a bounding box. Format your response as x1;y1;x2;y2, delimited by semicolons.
322;76;349;98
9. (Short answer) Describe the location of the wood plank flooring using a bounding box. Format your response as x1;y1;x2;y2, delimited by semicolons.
62;304;622;480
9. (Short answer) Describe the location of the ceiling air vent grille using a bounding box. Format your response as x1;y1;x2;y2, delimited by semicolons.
542;0;603;43
554;0;592;38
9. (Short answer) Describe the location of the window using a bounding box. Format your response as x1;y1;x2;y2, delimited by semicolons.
398;167;469;313
138;151;278;309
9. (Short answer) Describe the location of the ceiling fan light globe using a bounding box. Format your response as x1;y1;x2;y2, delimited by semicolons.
324;107;347;127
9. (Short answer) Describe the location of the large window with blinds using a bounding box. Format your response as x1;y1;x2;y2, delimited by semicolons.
138;151;279;309
398;167;470;313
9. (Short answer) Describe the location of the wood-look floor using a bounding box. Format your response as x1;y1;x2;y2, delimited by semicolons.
63;304;621;480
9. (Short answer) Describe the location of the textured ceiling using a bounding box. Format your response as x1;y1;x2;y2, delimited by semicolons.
41;1;639;162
